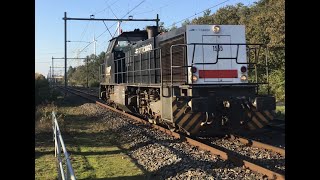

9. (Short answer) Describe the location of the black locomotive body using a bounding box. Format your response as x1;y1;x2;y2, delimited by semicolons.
99;25;275;135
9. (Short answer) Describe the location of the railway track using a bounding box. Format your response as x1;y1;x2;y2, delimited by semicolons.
266;119;285;132
196;135;285;174
237;122;285;148
56;86;285;179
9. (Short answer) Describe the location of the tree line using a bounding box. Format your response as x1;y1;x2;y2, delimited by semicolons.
67;52;105;87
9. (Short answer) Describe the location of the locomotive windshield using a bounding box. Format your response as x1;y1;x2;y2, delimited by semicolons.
114;39;130;51
108;35;147;52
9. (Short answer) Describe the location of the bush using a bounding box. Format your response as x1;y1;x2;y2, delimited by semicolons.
35;73;50;105
35;73;61;105
268;69;285;102
89;81;100;87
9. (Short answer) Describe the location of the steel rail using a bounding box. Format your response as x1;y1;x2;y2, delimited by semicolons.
229;134;285;156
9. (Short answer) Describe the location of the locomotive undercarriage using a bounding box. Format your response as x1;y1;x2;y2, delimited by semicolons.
100;84;275;135
100;84;162;122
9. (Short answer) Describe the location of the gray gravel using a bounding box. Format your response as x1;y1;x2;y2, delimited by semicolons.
74;103;268;179
71;86;99;97
248;132;285;149
209;137;285;173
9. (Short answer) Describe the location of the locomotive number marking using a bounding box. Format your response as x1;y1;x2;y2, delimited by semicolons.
135;44;152;54
213;45;223;51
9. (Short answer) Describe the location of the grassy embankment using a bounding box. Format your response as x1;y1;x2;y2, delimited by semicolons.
35;91;148;180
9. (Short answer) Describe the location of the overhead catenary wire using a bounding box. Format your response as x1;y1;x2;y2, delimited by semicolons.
102;21;113;37
165;0;231;29
92;0;118;16
70;0;115;59
131;4;169;16
96;0;146;40
77;0;146;56
111;0;146;38
70;21;91;59
104;0;121;39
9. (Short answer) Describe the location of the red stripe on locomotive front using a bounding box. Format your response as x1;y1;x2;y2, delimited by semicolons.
198;70;238;78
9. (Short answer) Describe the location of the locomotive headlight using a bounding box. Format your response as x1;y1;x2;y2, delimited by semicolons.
240;75;247;81
213;25;220;33
192;75;198;82
188;100;192;108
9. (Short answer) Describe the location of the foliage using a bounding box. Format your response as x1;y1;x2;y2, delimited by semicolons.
68;52;105;87
269;69;285;102
181;19;191;27
159;22;169;33
35;73;51;105
275;105;285;119
35;73;61;105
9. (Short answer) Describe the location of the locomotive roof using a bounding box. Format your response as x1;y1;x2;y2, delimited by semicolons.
109;29;148;42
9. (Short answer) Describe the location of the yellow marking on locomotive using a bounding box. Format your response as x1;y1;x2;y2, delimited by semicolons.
264;110;274;120
190;115;203;134
172;104;178;112
254;111;269;123
251;116;264;128
247;122;256;130
190;123;202;134
184;113;202;132
176;113;193;127
173;104;188;120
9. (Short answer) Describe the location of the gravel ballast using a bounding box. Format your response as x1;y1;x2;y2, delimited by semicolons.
72;103;268;179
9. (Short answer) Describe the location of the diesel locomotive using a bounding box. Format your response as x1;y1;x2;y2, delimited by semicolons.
99;24;276;135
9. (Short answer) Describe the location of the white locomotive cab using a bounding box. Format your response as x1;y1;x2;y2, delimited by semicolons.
186;25;248;84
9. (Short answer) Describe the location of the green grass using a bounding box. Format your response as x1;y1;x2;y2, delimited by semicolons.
35;93;146;180
275;105;285;119
66;146;144;179
35;154;58;180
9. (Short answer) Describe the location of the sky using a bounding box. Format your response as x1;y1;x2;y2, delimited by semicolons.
35;0;256;77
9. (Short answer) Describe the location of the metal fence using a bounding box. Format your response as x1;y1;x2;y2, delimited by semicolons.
52;111;76;180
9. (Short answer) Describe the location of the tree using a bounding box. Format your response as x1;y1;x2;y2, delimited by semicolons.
159;22;169;33
169;23;178;31
192;9;214;24
181;19;191;27
67;66;75;78
67;51;107;87
35;73;48;89
268;69;285;102
204;9;211;17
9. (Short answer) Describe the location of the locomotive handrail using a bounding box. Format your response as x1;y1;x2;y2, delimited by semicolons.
111;47;162;84
170;43;270;94
172;43;263;65
103;42;269;96
52;111;76;180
